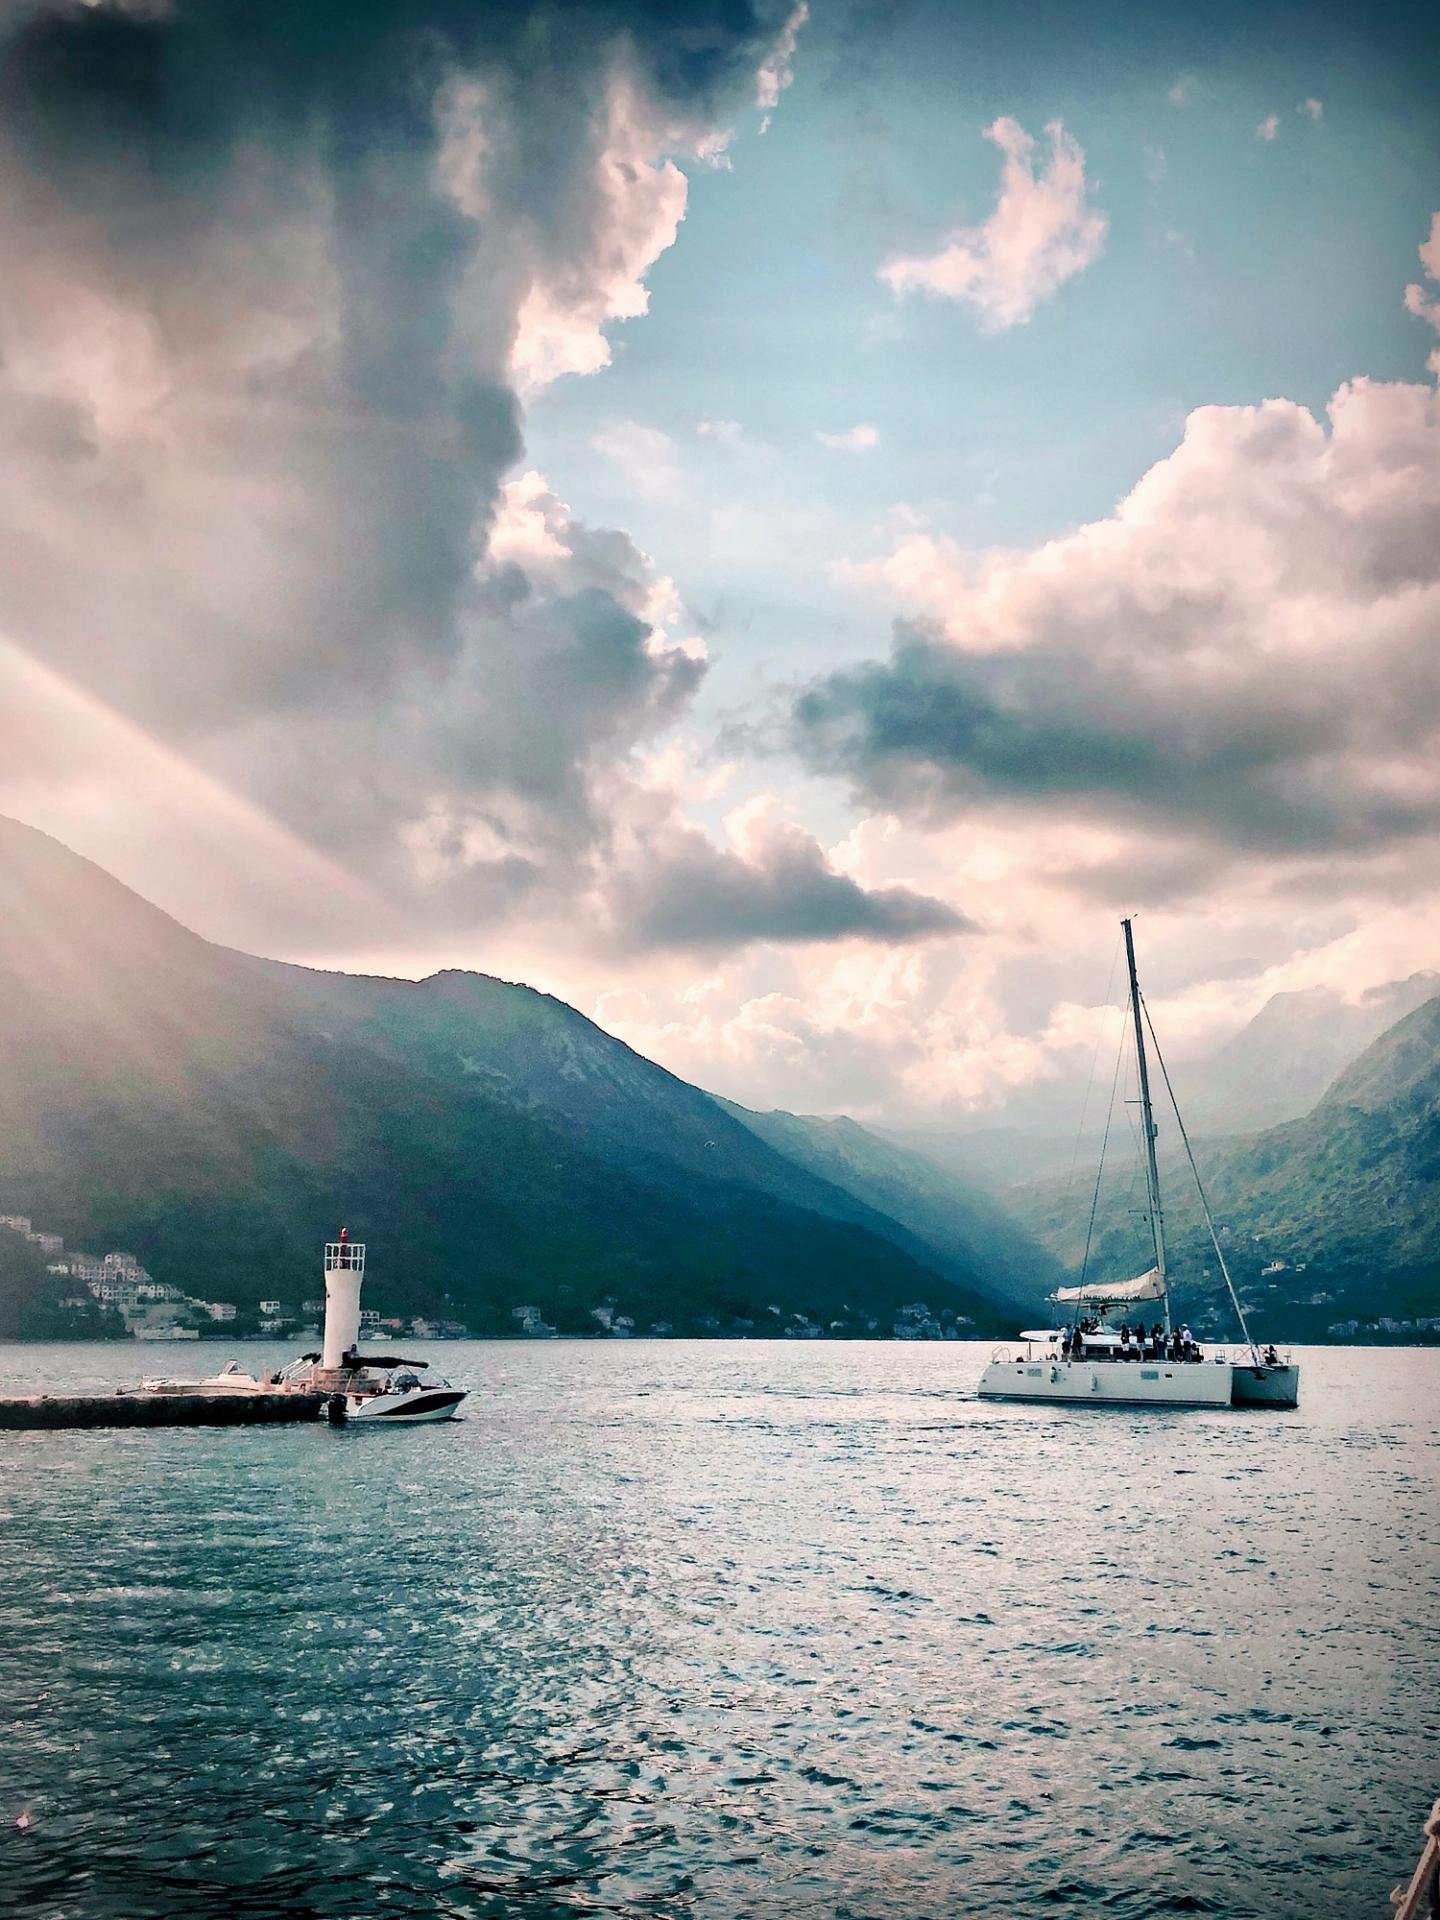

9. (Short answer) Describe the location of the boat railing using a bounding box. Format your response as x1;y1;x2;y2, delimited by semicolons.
1389;1797;1440;1919
986;1340;1294;1370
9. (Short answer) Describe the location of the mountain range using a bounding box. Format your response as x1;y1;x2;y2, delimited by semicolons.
1179;974;1440;1134
2;813;1435;1345
886;971;1440;1189
1007;992;1440;1341
0;816;1041;1340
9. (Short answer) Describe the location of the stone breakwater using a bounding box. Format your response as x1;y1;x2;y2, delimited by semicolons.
0;1392;325;1430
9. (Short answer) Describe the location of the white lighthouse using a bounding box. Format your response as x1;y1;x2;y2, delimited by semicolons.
321;1229;366;1372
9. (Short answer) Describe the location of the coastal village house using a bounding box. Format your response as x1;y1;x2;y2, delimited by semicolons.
3;1215;471;1341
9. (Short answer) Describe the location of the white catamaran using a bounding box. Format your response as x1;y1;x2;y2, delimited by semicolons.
977;919;1300;1410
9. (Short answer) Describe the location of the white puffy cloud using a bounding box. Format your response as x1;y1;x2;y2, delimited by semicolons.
1405;211;1440;376
507;77;692;392
1256;114;1280;142
817;422;880;451
603;791;968;952
1299;97;1324;121
881;118;1108;331
696;416;746;446
798;376;1440;863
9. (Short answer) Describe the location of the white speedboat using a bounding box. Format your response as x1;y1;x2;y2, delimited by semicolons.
136;1359;278;1395
132;1233;470;1424
318;1356;467;1425
977;919;1299;1411
274;1231;469;1423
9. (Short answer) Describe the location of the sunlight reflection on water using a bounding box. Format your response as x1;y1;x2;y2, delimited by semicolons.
2;1340;1437;1919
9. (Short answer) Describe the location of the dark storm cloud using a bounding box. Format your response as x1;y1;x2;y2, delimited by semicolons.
0;0;968;963
0;0;787;724
792;617;1383;851
611;812;971;951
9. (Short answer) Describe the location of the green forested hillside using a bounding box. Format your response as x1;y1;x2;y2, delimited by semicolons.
1009;995;1440;1340
0;1225;122;1339
0;816;1022;1338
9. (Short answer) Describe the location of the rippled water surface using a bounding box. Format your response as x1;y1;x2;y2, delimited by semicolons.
2;1340;1436;1919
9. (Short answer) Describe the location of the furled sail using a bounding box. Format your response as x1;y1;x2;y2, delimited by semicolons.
1051;1266;1166;1306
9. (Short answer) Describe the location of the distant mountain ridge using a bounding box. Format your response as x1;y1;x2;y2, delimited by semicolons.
1180;974;1440;1134
720;1103;1059;1314
0;816;1033;1339
887;973;1440;1191
1007;990;1440;1341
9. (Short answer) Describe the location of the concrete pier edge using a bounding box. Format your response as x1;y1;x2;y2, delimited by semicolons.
0;1392;327;1430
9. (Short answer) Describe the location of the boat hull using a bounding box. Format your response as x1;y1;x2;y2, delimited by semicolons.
977;1357;1234;1408
341;1388;467;1424
1229;1363;1300;1408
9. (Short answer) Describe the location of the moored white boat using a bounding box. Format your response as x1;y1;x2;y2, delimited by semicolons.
333;1365;467;1423
136;1358;276;1395
294;1232;468;1424
130;1232;469;1423
292;1352;467;1424
977;919;1300;1412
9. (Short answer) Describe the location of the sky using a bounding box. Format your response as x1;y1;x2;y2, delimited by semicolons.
1;0;1438;1127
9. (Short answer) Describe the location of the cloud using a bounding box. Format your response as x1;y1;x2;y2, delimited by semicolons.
592;418;684;499
1256;114;1280;142
795;375;1440;868
607;794;968;951
507;76;692;391
0;0;818;958
1167;78;1194;107
697;416;746;446
755;1;807;130
1299;97;1324;121
1405;211;1440;376
817;422;880;451
880;118;1107;331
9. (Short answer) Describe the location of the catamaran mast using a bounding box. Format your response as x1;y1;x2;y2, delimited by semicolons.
1122;917;1171;1336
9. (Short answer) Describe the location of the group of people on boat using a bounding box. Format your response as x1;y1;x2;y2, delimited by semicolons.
1064;1320;1204;1363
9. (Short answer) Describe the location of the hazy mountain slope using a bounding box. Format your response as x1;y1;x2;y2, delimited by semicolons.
881;974;1440;1198
879;1122;1084;1192
1181;975;1440;1133
0;816;1016;1336
1008;993;1440;1340
1202;995;1440;1276
1315;994;1440;1114
722;1104;1056;1315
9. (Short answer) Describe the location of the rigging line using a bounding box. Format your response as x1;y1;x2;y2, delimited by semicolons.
1140;995;1262;1364
1121;1051;1147;1231
1063;930;1123;1206
1078;1010;1128;1294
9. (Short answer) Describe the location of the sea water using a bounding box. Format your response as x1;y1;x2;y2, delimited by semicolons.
1;1340;1436;1919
